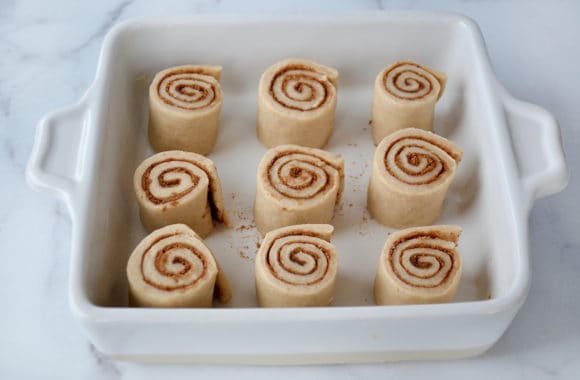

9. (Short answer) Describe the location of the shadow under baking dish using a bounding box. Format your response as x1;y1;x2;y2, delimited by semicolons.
78;17;520;310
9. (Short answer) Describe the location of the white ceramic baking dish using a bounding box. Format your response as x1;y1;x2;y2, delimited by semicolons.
27;13;568;364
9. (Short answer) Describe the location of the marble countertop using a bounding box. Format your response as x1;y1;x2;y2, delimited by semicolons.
2;0;579;378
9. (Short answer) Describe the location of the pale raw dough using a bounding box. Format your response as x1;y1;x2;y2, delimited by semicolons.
149;65;223;155
367;128;462;228
371;60;447;144
127;224;231;308
134;150;230;238
255;224;338;307
374;225;462;305
254;144;344;235
257;58;338;148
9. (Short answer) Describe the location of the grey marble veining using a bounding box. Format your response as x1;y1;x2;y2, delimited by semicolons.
1;0;579;379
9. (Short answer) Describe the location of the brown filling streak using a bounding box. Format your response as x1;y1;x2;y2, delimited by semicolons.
140;233;208;291
265;231;332;286
384;136;455;185
383;62;434;100
388;232;456;288
157;69;217;110
142;158;206;205
277;165;318;190
269;64;331;111
266;150;340;199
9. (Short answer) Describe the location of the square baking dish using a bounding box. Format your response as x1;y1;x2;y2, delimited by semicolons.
27;13;568;363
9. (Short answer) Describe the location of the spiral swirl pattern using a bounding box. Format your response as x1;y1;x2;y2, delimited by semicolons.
383;132;460;186
157;69;219;110
266;233;333;286
140;233;209;291
388;230;458;289
383;62;439;100
266;150;341;200
141;158;206;205
270;65;333;111
255;224;337;307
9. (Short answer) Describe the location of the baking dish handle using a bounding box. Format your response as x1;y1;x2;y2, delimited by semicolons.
26;101;88;206
501;89;569;203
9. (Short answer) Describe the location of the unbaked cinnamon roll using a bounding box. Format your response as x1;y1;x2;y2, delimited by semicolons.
149;65;223;155
374;225;462;305
371;60;446;144
127;224;231;307
367;128;462;228
254;144;344;235
255;224;338;307
257;58;338;148
134;150;230;238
